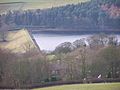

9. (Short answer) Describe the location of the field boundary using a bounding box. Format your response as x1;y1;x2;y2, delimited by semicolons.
0;78;120;89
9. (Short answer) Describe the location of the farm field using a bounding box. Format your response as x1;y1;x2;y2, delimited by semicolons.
33;83;120;90
0;29;37;53
0;0;89;10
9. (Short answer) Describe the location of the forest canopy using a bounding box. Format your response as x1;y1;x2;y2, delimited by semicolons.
1;0;120;30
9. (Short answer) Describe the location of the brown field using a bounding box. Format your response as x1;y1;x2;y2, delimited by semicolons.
0;29;37;53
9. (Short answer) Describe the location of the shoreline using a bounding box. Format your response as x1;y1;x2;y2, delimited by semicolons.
32;30;120;35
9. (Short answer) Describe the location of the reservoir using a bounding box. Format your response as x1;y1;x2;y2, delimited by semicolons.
33;31;120;51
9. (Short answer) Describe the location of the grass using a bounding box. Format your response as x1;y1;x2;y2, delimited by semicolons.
47;55;57;60
0;0;89;10
33;83;120;90
0;29;37;53
25;0;89;10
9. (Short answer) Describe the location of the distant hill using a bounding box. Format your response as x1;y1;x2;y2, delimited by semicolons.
2;0;120;31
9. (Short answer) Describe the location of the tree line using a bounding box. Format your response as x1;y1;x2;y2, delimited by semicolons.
0;0;120;30
52;34;120;80
0;34;120;88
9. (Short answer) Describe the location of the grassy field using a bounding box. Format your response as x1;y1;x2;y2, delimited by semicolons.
0;29;37;53
33;83;120;90
0;0;89;10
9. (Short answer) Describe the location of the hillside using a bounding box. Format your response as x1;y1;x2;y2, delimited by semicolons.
2;0;120;31
0;29;39;53
0;0;89;10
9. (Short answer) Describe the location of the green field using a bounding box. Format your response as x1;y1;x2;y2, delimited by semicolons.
0;0;89;13
0;0;89;10
33;83;120;90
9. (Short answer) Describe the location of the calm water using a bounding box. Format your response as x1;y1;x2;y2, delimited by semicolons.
33;32;120;51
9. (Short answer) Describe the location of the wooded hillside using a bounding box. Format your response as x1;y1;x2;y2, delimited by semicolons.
2;0;120;30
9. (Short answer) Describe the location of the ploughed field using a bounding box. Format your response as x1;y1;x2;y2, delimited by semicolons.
33;83;120;90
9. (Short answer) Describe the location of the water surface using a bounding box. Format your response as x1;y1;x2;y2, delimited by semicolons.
33;32;120;51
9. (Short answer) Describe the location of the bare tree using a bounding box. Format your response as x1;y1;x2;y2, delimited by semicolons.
87;33;108;49
0;15;11;42
79;46;87;79
108;35;118;46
